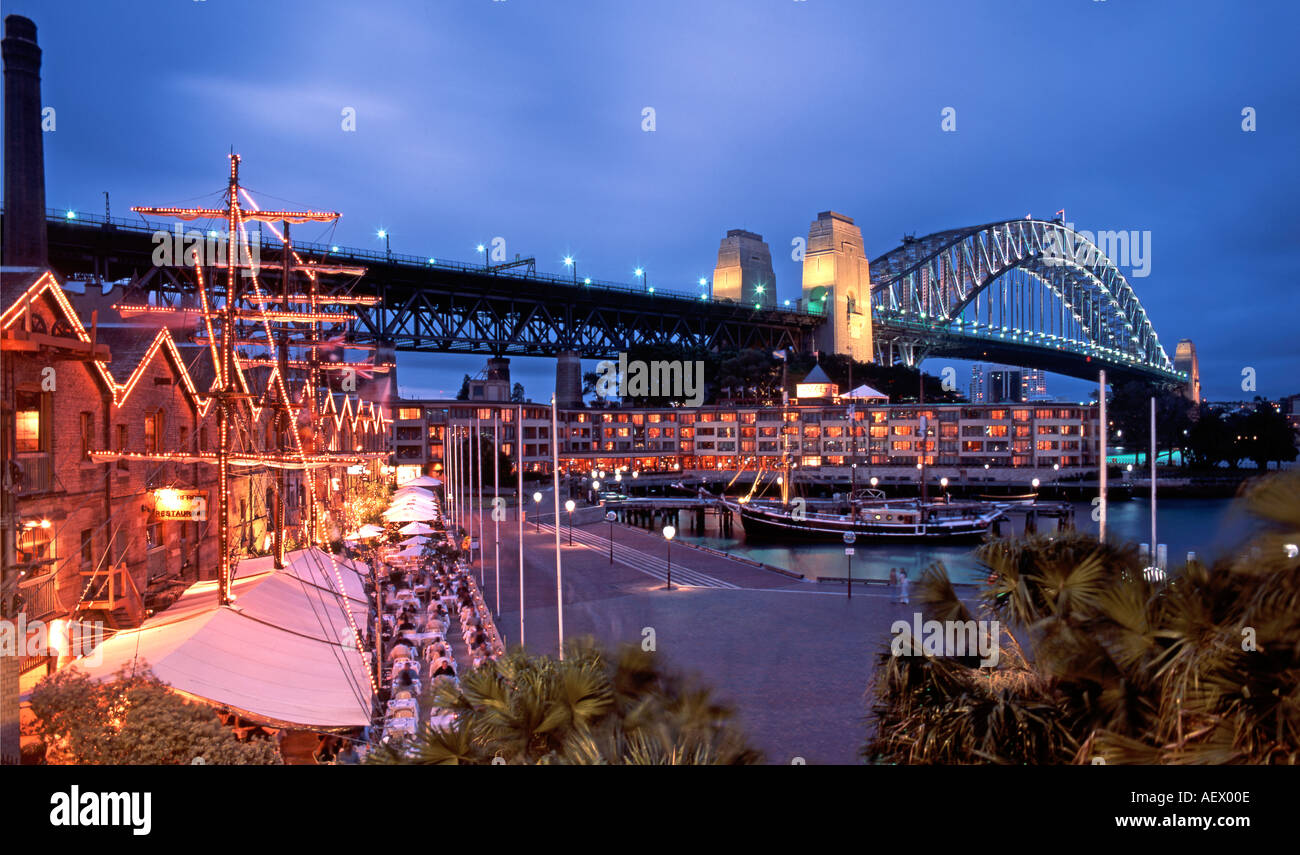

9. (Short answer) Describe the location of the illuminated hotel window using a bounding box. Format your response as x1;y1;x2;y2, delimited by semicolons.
15;390;46;453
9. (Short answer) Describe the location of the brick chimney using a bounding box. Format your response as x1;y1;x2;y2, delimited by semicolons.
2;15;48;268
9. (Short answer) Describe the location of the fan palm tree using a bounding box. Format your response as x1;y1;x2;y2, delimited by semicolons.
865;470;1300;765
368;639;762;765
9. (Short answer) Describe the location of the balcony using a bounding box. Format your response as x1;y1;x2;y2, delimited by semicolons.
9;452;53;495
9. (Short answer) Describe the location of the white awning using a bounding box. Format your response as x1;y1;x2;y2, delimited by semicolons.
847;383;889;400
72;548;374;728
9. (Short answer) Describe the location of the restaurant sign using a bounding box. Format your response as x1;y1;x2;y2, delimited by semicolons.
153;489;208;521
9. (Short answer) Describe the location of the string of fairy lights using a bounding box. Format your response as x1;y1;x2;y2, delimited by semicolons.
116;154;395;699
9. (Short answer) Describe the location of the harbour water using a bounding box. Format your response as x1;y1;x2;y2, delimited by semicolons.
673;498;1259;584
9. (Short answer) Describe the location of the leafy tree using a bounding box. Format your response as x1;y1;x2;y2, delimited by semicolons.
865;470;1300;764
1186;404;1235;468
28;664;282;765
368;639;761;764
1237;399;1298;470
510;382;526;403
455;374;470;401
1107;380;1192;465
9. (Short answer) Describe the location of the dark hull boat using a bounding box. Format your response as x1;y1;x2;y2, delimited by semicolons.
730;498;1002;543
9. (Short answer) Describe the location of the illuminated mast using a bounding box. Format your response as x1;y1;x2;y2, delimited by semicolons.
131;154;377;606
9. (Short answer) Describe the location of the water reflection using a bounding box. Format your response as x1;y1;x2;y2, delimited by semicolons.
672;498;1253;583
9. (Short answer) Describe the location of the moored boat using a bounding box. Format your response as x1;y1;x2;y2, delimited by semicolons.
727;496;1003;542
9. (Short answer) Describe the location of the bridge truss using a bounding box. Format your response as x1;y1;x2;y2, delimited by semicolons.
868;218;1185;384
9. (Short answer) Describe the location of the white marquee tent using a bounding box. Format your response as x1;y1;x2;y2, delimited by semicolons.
72;548;374;728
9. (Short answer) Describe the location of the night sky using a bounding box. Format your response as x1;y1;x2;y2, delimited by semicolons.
10;0;1298;402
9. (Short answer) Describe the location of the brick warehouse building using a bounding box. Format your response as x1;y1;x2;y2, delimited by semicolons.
0;270;390;644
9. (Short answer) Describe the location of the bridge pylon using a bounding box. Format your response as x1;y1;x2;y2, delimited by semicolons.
801;211;873;361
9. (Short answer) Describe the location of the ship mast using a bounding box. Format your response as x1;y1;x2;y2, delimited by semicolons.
780;353;790;506
130;154;380;606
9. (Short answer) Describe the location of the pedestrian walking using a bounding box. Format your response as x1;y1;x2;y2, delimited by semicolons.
897;569;910;604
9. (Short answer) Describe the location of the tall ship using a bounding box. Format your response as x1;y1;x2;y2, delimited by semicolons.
729;491;1003;542
720;372;1004;542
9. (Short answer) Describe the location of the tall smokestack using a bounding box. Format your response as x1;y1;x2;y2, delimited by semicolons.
3;15;47;268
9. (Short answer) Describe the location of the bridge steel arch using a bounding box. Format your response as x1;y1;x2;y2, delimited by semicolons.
867;219;1184;385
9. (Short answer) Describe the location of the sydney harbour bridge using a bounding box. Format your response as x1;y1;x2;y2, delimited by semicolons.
27;208;1186;389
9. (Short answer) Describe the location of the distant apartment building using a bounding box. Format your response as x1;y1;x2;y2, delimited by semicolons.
971;363;1048;404
389;398;1099;478
987;369;1023;403
1022;368;1049;401
969;364;986;403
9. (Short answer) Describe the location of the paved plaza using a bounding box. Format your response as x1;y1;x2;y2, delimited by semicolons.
462;510;935;764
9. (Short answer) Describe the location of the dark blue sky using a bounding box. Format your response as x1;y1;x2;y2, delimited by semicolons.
12;0;1298;401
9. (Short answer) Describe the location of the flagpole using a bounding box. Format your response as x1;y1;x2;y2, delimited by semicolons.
516;403;525;648
1150;396;1157;568
551;394;564;660
493;409;500;619
1098;369;1107;543
475;409;483;583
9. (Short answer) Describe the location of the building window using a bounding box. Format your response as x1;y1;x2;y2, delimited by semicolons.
15;390;49;453
116;424;129;471
144;409;165;454
146;521;162;550
80;408;94;457
81;530;94;570
17;526;54;568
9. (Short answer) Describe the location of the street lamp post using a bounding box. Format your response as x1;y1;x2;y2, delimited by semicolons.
663;524;676;590
378;228;390;258
939;476;949;502
565;499;576;546
533;491;543;532
605;510;616;564
564;256;576;284
843;531;856;598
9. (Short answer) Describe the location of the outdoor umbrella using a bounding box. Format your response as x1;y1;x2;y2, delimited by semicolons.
399;536;429;547
382;506;438;522
394;486;435;500
402;475;443;488
399;522;434;536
